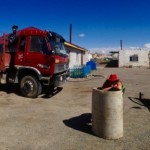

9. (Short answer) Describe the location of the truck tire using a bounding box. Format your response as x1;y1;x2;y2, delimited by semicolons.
20;75;42;98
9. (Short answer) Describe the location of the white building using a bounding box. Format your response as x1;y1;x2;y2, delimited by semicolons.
119;50;150;67
64;42;89;69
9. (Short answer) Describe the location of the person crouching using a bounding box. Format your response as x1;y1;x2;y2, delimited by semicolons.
102;74;123;91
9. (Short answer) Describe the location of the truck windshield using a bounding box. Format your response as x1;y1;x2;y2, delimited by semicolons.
47;32;67;55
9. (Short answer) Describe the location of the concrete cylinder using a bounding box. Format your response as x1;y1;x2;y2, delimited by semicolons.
92;88;123;139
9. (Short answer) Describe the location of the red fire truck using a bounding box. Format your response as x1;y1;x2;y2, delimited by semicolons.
0;25;69;98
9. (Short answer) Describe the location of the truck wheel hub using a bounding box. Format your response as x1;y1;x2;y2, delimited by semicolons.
23;81;34;93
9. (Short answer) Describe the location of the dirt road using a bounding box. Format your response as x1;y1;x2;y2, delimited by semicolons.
0;67;149;150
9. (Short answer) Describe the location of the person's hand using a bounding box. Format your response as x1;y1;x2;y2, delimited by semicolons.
117;82;122;90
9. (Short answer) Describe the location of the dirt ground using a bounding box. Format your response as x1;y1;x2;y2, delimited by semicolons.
0;67;150;150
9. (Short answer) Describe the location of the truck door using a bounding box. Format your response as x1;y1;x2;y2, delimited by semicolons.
0;34;7;71
24;35;50;74
0;43;4;70
15;36;26;65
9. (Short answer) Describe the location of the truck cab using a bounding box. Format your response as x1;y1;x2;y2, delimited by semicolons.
0;26;69;98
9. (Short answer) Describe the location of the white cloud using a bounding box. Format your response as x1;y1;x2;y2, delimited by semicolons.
89;47;120;54
78;33;85;37
128;46;141;50
88;43;150;54
144;43;150;48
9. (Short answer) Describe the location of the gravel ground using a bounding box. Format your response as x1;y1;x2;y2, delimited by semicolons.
0;67;149;150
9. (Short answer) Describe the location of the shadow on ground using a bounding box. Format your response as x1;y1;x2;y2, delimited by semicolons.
41;87;63;98
0;84;63;99
63;113;93;135
0;84;21;96
128;97;150;111
105;60;118;67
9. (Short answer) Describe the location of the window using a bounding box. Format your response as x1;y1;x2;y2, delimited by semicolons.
0;44;2;54
47;32;67;55
129;54;138;62
19;37;26;51
30;36;48;53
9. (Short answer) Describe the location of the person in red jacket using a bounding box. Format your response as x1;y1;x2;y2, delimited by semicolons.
102;74;123;91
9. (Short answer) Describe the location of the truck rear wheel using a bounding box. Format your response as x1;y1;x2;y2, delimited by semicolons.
20;75;42;98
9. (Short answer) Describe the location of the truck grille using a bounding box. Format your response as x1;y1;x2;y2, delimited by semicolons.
54;64;68;73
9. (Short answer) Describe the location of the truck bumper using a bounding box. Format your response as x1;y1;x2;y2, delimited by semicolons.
53;71;70;87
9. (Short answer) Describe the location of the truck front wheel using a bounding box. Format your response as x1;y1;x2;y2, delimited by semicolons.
20;75;42;98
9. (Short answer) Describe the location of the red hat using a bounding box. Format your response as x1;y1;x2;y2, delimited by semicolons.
108;74;118;81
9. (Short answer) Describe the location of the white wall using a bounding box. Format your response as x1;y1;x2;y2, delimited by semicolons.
83;51;91;65
119;50;150;67
65;45;89;69
69;49;82;68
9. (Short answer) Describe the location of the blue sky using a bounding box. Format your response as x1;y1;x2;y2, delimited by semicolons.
1;0;150;53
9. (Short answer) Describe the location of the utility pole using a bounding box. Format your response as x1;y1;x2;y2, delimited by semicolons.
120;40;123;50
69;24;72;43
